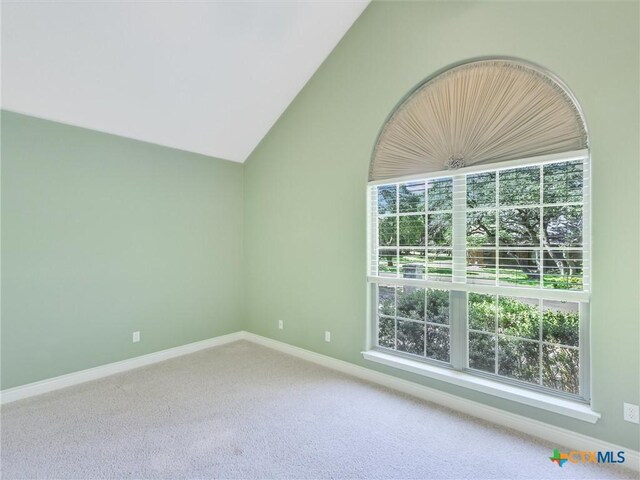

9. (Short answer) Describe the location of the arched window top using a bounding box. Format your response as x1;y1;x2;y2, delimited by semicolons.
369;58;588;182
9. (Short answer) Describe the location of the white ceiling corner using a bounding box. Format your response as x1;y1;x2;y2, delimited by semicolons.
1;1;369;162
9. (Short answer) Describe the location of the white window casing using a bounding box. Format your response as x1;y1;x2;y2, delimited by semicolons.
365;151;591;413
365;57;592;419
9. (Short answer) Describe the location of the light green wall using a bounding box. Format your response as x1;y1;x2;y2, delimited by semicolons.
1;111;244;389
244;1;640;450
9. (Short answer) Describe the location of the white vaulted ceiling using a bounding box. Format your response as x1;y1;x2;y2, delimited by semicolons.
1;1;368;162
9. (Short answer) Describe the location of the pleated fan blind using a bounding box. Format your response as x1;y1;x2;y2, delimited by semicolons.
369;59;588;182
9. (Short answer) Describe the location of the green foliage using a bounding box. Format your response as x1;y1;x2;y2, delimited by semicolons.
499;208;540;246
469;295;579;347
427;178;453;211
543;161;583;203
467;211;496;247
426;289;449;324
468;293;495;331
397;287;425;320
378;316;395;348
378;217;397;246
467;172;496;208
399;215;425;246
542;345;579;394
427;213;452;246
542;308;579;346
426;324;449;362
543;205;582;247
397;320;424;355
547;275;582;290
499;166;540;206
377;185;397;214
498;336;539;383
378;286;395;316
468;331;495;373
468;294;579;393
379;288;580;394
399;183;425;213
498;297;539;339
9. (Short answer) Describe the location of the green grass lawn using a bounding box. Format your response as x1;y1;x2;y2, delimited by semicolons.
380;261;581;290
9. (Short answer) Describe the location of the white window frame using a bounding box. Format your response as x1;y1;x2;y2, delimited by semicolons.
363;149;597;422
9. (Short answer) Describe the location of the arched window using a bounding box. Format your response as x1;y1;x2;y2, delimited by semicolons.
365;58;591;405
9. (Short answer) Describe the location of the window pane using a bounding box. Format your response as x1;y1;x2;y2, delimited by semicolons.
467;210;496;247
543;161;583;204
467;172;496;208
397;319;424;356
427;249;452;282
498;296;540;340
542;344;579;394
399;215;425;246
427;213;452;246
499;166;540;206
426;324;450;362
378;217;397;246
377;185;397;214
499;208;540;247
426;289;449;324
498;249;541;287
399;182;425;213
498;336;539;383
378;285;396;317
468;293;496;332
378;316;395;349
469;331;495;373
399;249;425;280
371;160;587;396
466;250;496;284
378;249;397;277
543;206;583;247
543;300;579;347
397;286;425;321
427;178;453;211
542;250;583;290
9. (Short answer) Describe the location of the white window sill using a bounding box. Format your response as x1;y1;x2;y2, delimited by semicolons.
362;350;600;424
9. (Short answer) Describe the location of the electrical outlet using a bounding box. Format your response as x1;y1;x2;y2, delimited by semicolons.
132;331;140;343
278;320;283;330
324;331;331;342
623;403;639;424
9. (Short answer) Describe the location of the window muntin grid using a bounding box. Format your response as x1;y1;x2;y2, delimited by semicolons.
375;178;454;282
369;158;589;400
465;160;585;290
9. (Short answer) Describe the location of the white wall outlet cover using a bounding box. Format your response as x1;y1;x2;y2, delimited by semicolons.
278;320;283;330
324;331;331;342
623;403;639;424
132;331;141;343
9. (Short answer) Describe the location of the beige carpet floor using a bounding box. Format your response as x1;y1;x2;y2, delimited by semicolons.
1;340;637;479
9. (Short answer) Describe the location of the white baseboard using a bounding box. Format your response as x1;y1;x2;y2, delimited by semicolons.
242;332;640;472
1;330;637;472
0;331;244;404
